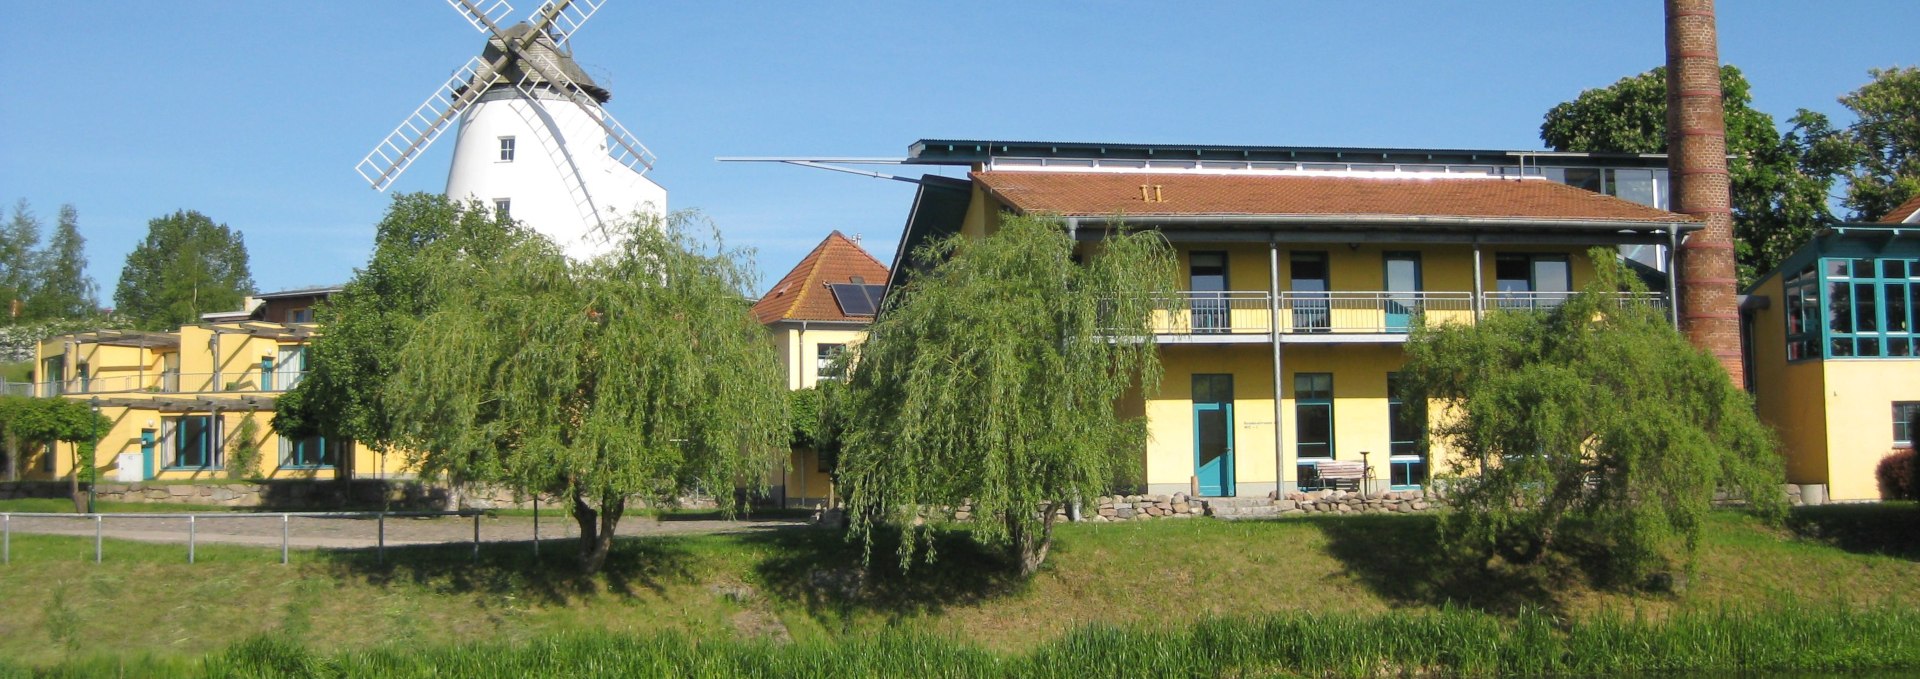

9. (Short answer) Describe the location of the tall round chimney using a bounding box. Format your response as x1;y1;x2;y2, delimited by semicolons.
1666;0;1743;382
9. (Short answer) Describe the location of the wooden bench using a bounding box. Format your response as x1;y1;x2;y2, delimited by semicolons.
1312;460;1367;492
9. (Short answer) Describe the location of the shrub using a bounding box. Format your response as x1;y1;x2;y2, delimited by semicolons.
1877;449;1916;500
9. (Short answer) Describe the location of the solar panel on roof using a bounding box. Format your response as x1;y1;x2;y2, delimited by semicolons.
829;283;887;316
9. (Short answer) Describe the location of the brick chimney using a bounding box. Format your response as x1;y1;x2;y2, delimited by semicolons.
1666;0;1743;382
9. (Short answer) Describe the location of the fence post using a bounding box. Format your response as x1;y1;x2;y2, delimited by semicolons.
93;514;101;564
533;497;540;558
188;515;196;564
377;512;386;564
3;513;9;565
471;512;479;563
281;514;290;565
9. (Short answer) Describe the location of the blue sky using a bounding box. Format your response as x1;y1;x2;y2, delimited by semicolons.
2;2;1914;300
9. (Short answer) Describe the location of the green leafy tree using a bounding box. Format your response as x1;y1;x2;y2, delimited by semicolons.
0;396;112;509
381;209;787;572
25;205;98;320
113;210;255;330
1829;67;1920;220
274;194;508;473
0;200;44;323
1399;250;1785;586
838;215;1178;577
1540;65;1840;284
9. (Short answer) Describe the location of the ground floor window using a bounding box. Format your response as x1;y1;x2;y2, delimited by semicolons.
1295;372;1333;489
817;343;847;381
280;434;343;469
1387;372;1428;489
1896;401;1920;447
167;415;219;469
43;441;55;473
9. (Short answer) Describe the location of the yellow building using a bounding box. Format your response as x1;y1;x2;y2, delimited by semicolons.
888;140;1697;497
753;231;889;507
19;287;400;483
1744;215;1920;502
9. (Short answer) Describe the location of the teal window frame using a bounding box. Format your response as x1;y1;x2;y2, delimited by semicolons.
1816;256;1920;360
1386;372;1427;490
1784;263;1820;362
168;415;218;470
281;434;341;470
1294;372;1334;490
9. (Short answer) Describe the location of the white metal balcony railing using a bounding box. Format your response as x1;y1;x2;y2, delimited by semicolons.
1151;290;1668;337
0;371;310;398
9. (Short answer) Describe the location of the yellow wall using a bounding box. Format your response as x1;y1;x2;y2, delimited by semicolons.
1748;274;1831;487
1143;343;1414;496
1820;360;1920;501
772;325;869;390
23;324;421;483
777;446;836;507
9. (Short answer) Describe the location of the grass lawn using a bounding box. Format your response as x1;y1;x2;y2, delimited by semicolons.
0;505;1916;670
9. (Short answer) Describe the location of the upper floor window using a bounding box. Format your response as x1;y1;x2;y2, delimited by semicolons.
817;343;847;381
494;198;511;218
1821;257;1919;359
498;136;516;162
287;307;314;324
1494;253;1571;310
1784;264;1820;361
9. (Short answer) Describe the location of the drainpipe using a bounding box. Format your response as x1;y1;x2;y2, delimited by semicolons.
1667;224;1681;329
1471;238;1484;320
210;334;221;392
1269;237;1288;495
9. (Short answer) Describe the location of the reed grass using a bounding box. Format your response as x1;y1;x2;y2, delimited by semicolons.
8;605;1916;678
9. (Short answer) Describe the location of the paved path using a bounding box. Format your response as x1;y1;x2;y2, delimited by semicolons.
1;513;808;550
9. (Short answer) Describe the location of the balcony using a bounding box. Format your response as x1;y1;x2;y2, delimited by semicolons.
1151;290;1666;342
1;371;310;398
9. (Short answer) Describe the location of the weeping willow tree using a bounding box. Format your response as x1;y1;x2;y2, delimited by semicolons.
1399;248;1785;586
838;214;1178;577
385;212;787;572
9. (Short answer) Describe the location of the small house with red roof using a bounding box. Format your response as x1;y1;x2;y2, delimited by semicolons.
752;231;889;506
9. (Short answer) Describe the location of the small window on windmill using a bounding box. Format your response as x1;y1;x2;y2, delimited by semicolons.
494;198;511;218
498;136;516;162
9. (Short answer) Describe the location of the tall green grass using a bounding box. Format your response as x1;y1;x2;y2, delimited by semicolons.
7;605;1917;678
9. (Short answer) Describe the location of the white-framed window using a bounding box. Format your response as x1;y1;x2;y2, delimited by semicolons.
816;343;846;381
494;198;511;218
498;136;516;162
1895;401;1920;447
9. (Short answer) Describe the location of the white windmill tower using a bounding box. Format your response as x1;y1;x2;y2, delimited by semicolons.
356;0;666;259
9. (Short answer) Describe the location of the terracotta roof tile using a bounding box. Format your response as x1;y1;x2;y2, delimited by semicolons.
753;231;891;325
1878;192;1920;224
973;171;1696;224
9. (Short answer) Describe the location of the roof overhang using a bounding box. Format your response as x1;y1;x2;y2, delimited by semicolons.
1062;214;1696;246
52;330;181;348
80;394;277;412
207;322;318;341
907;139;1672;168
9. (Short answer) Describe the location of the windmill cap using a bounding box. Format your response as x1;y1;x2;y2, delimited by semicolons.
479;22;612;103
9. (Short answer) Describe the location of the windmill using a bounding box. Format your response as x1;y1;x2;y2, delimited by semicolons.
355;0;666;259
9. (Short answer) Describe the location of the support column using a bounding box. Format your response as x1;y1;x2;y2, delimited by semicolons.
1268;239;1291;495
1667;0;1743;381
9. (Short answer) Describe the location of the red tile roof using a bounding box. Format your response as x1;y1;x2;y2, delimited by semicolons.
972;171;1696;224
1879;192;1920;224
753;231;890;325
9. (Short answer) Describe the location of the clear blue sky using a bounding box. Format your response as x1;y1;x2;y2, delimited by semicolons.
2;2;1914;300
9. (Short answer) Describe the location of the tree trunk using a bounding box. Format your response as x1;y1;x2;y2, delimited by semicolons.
572;491;626;573
6;433;17;482
69;444;83;513
1007;502;1058;577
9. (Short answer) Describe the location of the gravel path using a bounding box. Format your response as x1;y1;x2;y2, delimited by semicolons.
1;512;808;550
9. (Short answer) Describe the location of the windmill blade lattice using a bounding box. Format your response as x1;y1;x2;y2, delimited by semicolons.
447;0;516;33
355;57;501;191
534;0;604;46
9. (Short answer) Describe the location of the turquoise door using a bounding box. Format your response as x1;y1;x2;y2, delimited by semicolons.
1384;253;1422;332
1193;374;1235;496
140;430;156;480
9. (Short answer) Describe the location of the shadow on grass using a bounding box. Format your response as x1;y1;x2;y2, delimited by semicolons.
1311;513;1568;616
740;525;1026;625
1787;502;1920;560
312;535;699;605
